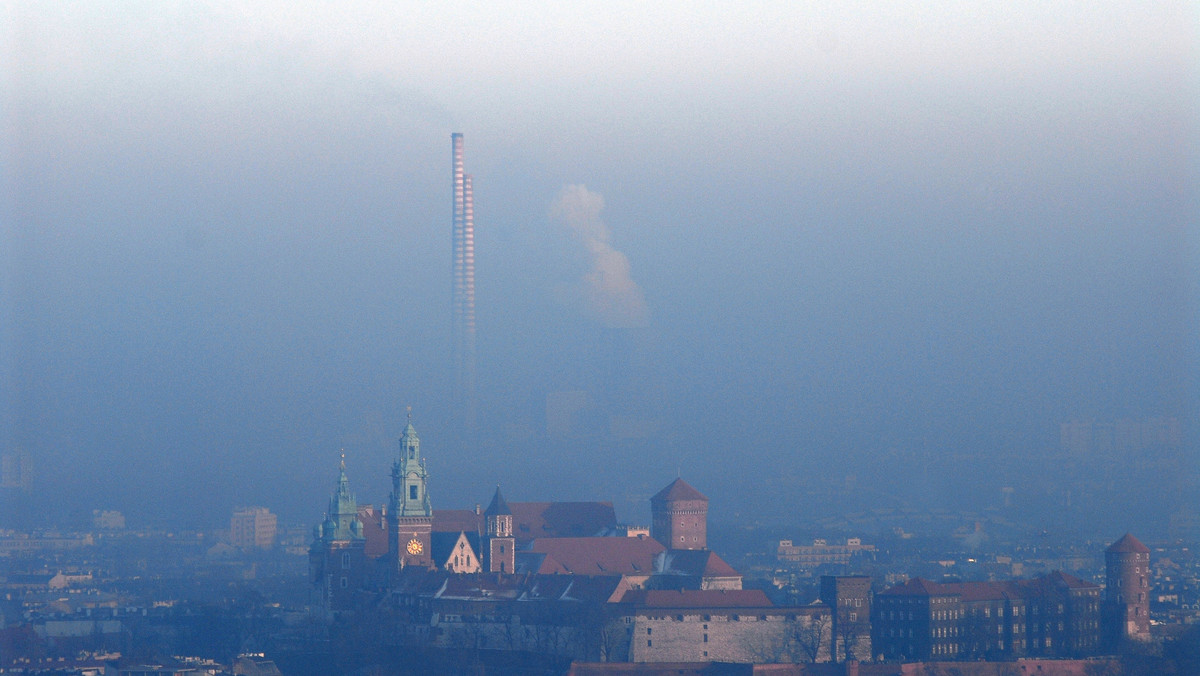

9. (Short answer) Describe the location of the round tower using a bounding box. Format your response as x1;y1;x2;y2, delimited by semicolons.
1104;532;1150;645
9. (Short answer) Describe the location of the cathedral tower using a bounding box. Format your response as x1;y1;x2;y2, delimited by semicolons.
651;478;708;550
389;411;433;570
310;455;367;613
483;485;515;573
1104;532;1150;645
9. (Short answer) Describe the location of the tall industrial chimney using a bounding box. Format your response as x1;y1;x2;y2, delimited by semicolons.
451;133;477;435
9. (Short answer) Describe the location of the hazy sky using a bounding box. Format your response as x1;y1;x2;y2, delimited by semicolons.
3;2;1198;531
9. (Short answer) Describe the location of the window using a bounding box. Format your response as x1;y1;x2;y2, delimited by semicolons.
340;576;348;588
647;628;652;635
647;640;652;647
703;634;708;642
410;485;418;500
342;552;351;568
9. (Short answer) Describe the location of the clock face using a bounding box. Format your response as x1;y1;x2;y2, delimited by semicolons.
406;538;423;555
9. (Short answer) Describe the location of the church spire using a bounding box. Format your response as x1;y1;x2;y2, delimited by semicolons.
485;485;513;538
317;452;363;542
392;410;431;518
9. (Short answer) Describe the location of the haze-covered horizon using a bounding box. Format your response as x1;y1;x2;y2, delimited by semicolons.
3;3;1198;537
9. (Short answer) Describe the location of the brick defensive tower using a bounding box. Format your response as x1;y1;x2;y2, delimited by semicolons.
651;478;708;550
1104;532;1150;645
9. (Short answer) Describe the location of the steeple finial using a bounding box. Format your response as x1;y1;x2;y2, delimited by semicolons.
340;450;346;470
407;405;412;421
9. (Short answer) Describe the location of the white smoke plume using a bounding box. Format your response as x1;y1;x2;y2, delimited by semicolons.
549;184;649;328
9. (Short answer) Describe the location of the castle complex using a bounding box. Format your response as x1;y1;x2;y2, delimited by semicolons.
306;413;843;663
308;413;1151;665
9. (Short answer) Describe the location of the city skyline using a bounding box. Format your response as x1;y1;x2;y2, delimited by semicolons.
2;3;1196;533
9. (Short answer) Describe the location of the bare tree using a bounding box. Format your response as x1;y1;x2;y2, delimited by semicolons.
736;621;791;663
794;612;830;663
835;611;865;662
598;618;630;662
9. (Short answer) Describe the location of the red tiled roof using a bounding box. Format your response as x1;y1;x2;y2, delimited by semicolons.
530;536;665;576
1036;570;1099;590
1107;532;1150;553
619;588;773;608
434;502;618;541
515;551;569;575
650;478;707;503
959;582;1018;602
881;574;1099;600
654;549;740;578
511;502;618;540
433;509;484;534
878;578;945;596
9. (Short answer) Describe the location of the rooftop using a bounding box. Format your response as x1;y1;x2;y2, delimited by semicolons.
651;478;708;504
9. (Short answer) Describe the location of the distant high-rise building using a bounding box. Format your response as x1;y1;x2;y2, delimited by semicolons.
0;449;32;492
230;506;277;550
451;133;477;435
92;510;126;530
1104;532;1151;645
651;478;708;551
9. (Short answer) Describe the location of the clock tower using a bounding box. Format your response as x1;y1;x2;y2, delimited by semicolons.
389;410;433;570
